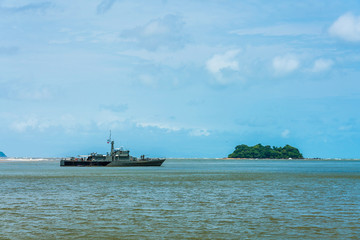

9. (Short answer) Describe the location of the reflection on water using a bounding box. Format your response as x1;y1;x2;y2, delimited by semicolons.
1;159;359;239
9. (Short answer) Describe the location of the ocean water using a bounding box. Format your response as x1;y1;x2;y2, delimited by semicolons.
0;159;359;239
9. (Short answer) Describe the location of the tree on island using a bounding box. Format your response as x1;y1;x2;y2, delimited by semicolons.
228;144;303;159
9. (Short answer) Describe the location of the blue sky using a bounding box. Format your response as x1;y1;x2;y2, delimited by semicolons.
1;0;360;158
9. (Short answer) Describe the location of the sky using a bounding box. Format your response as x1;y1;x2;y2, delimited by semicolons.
1;0;360;158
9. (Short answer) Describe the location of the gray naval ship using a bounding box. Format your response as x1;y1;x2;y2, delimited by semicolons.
60;137;165;167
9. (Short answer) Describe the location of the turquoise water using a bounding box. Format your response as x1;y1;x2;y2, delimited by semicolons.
1;159;359;239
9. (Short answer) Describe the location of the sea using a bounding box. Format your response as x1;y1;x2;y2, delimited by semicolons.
0;158;359;239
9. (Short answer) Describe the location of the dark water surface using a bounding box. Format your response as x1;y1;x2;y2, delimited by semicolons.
1;159;359;239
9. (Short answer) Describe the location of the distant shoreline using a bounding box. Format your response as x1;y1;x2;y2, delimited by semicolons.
0;157;61;162
222;158;360;161
1;157;359;162
169;158;360;161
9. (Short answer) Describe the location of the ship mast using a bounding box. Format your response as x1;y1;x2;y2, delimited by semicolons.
108;130;114;154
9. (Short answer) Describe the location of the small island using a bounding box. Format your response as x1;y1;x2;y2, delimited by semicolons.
228;144;303;159
0;151;7;158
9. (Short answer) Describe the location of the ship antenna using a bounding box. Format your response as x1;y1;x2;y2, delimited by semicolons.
107;130;111;144
107;130;114;154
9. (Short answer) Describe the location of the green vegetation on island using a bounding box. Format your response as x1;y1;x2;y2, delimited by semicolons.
228;144;303;159
0;151;6;157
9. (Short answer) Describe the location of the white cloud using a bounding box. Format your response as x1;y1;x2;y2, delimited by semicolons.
139;74;157;87
329;13;360;42
232;24;322;37
97;0;117;14
100;104;128;113
206;49;242;85
272;55;299;74
143;21;168;36
135;121;210;137
0;2;53;13
339;125;352;131
120;14;186;51
10;114;86;133
1;82;52;101
118;44;215;68
11;117;39;132
136;122;181;132
0;46;18;55
281;129;290;138
22;88;51;100
206;49;240;74
49;30;121;45
312;58;334;72
189;129;210;137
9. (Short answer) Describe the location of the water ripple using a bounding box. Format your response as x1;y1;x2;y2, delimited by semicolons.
0;159;359;239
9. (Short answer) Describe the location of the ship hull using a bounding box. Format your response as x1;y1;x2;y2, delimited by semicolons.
107;159;165;167
60;159;165;167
